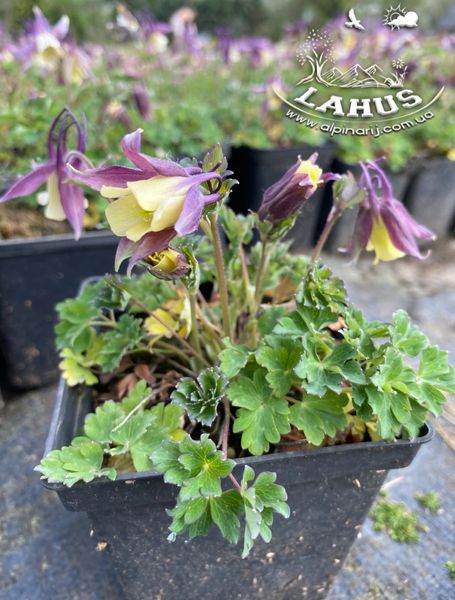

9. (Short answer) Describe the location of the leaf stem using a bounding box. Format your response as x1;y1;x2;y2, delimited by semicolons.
123;289;210;366
208;213;232;339
111;392;154;433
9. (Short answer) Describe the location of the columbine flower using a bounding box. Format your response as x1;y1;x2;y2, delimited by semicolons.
27;7;69;70
0;108;87;239
350;160;436;263
69;129;222;272
258;153;339;223
143;248;190;280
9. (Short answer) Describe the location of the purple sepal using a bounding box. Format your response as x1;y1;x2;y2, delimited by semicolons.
0;161;55;203
68;164;147;191
121;130;188;177
126;228;176;275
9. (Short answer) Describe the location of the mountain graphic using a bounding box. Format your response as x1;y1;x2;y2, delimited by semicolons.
365;64;384;76
324;67;343;82
321;62;401;88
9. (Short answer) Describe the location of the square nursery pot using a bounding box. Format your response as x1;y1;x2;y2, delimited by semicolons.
42;380;433;600
404;157;455;238
228;144;336;251
0;231;118;391
320;159;413;253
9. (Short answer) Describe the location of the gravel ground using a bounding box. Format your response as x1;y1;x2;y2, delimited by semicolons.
1;242;455;600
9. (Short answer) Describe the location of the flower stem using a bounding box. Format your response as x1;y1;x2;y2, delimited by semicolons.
188;291;203;369
254;240;269;308
239;244;255;313
310;205;343;265
208;213;232;339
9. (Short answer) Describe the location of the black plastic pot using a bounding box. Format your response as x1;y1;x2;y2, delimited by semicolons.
43;380;432;600
228;144;336;250
404;157;455;238
0;231;118;390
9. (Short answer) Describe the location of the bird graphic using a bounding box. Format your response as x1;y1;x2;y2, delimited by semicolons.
345;8;365;31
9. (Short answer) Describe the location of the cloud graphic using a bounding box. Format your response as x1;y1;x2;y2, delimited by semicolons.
388;11;419;28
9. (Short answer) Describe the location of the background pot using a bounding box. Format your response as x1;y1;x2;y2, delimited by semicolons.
228;144;336;250
0;231;117;391
404;157;455;238
42;381;432;600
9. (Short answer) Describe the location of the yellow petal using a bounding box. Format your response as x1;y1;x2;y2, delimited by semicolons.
128;176;187;211
148;249;180;272
367;217;405;263
44;172;66;221
145;309;177;338
100;185;131;198
296;160;323;190
105;194;151;241
150;193;186;231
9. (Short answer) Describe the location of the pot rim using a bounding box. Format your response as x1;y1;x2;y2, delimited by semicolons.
40;378;434;493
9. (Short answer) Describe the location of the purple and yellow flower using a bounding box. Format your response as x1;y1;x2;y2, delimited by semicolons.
0;108;88;239
351;160;436;263
259;153;339;223
143;248;190;280
69;129;222;272
25;7;69;70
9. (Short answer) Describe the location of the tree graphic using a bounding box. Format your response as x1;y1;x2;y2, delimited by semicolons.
296;30;334;86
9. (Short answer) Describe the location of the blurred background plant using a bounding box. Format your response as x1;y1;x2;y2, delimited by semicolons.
0;1;454;237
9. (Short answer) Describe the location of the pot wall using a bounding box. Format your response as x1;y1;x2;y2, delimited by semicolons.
404;157;455;238
43;382;432;600
0;231;118;390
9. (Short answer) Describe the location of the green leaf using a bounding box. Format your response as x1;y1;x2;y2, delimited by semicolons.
151;441;190;485
59;348;99;387
274;306;336;337
130;403;185;472
109;412;156;456
257;306;287;336
294;337;363;396
390;310;428;357
151;435;234;500
84;401;124;444
240;467;290;558
209;491;244;544
228;369;290;455
178;435;235;500
99;314;145;372
256;336;302;396
219;338;251;378
371;348;416;395
418;346;455;393
167;490;243;544
365;385;402;439
35;437;116;487
289;391;348;445
171;367;227;426
406;345;455;416
296;263;348;312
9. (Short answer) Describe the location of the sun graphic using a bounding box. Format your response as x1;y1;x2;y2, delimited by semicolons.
383;5;407;30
